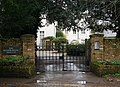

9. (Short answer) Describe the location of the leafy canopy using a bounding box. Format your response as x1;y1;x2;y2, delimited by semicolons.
1;0;120;38
56;30;64;37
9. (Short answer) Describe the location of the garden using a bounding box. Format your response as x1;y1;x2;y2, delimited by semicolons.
0;55;35;78
91;60;120;77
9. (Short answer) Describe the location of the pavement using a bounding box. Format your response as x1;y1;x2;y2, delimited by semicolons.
0;71;120;87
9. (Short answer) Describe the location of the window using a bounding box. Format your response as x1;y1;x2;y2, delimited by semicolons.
94;41;100;50
40;31;44;36
73;30;76;34
81;30;85;34
40;31;44;47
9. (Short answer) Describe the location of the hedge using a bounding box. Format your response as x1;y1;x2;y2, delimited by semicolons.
91;62;120;77
66;44;85;56
0;55;29;66
0;62;35;78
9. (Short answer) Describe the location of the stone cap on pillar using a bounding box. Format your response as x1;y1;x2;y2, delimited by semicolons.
21;34;35;39
21;34;35;43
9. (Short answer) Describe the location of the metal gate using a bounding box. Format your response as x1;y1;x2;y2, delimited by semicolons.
36;45;90;72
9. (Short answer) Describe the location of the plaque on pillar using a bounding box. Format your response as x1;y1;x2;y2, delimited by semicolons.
2;46;21;55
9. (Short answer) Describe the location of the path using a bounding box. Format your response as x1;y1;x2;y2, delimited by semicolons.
0;71;120;87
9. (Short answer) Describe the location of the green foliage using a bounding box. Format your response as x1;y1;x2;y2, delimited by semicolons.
45;0;87;30
86;0;120;37
44;0;120;37
1;0;120;38
0;0;41;38
66;44;85;56
0;55;29;66
104;73;120;77
0;62;35;78
97;60;111;65
97;60;120;65
53;37;68;44
111;60;120;65
53;37;68;52
91;61;120;77
56;30;64;37
42;36;55;41
0;0;88;38
0;54;35;78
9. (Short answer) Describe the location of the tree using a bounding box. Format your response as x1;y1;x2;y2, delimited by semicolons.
44;0;87;30
56;30;64;37
0;0;42;38
1;0;120;38
44;0;120;37
86;0;120;37
73;0;120;37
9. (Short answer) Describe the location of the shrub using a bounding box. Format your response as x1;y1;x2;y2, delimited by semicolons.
0;55;35;78
0;55;29;66
96;60;120;65
66;44;86;56
56;30;64;37
104;73;120;77
111;60;120;65
91;61;120;77
53;37;68;44
0;62;35;78
53;37;68;52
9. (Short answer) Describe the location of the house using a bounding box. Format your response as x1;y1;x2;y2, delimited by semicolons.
62;29;91;44
36;20;117;46
36;20;56;47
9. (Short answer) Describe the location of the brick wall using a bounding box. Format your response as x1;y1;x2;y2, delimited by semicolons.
104;38;120;60
90;34;120;62
0;34;35;62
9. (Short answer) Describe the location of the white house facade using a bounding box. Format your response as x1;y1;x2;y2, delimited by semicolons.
36;23;56;46
36;20;117;45
62;29;91;44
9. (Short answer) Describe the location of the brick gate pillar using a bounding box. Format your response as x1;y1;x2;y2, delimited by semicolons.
90;34;104;62
21;34;35;62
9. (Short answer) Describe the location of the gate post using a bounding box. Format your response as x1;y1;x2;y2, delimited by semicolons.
21;34;35;63
90;34;104;62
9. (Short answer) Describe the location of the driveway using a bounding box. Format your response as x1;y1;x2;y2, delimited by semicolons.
0;71;120;87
